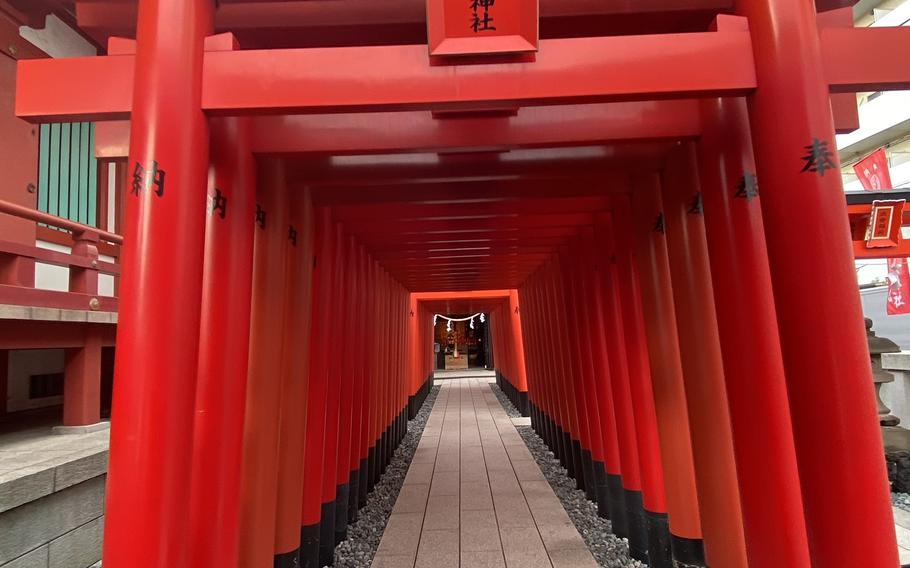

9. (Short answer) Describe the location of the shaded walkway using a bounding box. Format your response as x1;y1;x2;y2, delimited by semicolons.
373;377;598;567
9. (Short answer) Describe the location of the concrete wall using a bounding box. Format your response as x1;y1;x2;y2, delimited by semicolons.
0;451;106;568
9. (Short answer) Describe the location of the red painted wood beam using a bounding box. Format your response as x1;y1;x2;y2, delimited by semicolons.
822;27;910;93
99;102;700;158
17;27;910;123
0;318;116;349
374;247;556;259
312;177;628;206
0;285;118;311
332;196;609;222
348;213;593;235
16;31;754;121
74;0;733;49
251;101;700;154
361;227;579;244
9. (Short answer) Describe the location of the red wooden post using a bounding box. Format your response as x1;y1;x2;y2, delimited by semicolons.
68;230;99;296
549;256;585;486
0;350;7;418
631;174;705;566
595;218;649;557
334;235;358;546
735;1;899;564
611;194;672;567
556;249;595;495
567;241;605;506
274;186;316;566
356;250;374;508
301;207;336;567
238;159;291;567
102;0;213;564
347;245;368;522
546;263;575;478
698;96;811;567
319;221;346;567
661;144;748;568
188;117;256;568
63;324;102;427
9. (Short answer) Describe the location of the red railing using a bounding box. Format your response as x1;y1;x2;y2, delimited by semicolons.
0;199;121;312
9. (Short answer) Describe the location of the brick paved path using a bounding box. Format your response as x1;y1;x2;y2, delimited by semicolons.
373;377;598;568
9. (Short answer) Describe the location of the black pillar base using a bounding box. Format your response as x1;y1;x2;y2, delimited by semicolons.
517;391;529;416
571;439;585;491
368;445;378;491
670;534;706;567
334;484;349;545
380;429;389;473
561;430;574;476
359;457;369;503
593;460;610;519
607;474;628;538
496;372;531;416
348;469;360;523
274;548;300;568
624;489;648;563
581;449;596;501
318;501;336;566
645;510;673;568
300;523;320;568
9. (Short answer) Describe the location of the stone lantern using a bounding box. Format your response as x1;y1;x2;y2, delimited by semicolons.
867;318;910;453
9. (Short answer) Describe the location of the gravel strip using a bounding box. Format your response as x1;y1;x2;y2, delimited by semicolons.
333;385;440;568
490;384;645;568
893;492;910;513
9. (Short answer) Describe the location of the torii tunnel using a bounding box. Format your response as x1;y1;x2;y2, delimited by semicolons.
13;0;910;566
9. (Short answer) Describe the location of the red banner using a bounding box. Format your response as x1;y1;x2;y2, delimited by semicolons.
854;148;893;191
888;258;910;315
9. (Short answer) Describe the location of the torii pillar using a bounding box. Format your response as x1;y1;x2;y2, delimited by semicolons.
736;0;898;565
102;0;213;565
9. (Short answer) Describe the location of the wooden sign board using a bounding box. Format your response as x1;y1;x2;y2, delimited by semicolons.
866;200;905;248
427;0;539;58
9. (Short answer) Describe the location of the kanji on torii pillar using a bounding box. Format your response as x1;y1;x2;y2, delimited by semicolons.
13;0;910;567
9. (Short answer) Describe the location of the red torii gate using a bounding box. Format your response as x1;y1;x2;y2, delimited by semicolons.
13;1;910;567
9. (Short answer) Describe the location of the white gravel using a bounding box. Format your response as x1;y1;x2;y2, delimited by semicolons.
893;492;910;513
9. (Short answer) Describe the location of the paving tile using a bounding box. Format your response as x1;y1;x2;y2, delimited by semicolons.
484;456;514;472
547;547;599;568
392;484;430;514
493;497;537;529
431;471;460;496
460;509;502;552
900;546;910;565
418;436;440;449
460;550;507;568
376;513;424;558
504;444;534;462
415;529;459;568
423;495;460;531
512;460;546;483
488;468;522;497
412;447;439;464
461;481;494;511
536;521;586;552
894;506;910;531
499;526;552;568
372;553;417;568
435;454;461;472
404;462;436;486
